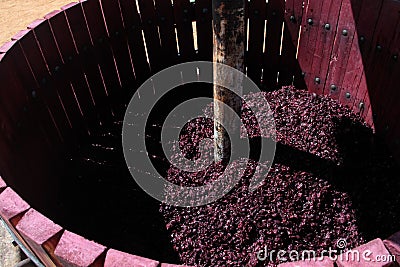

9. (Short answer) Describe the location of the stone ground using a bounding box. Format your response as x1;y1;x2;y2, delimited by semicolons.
0;1;73;265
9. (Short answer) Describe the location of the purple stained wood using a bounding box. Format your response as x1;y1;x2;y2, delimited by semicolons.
81;0;122;115
280;0;304;87
17;27;74;140
99;0;135;90
64;2;113;126
137;0;163;72
155;0;179;66
247;0;266;85
195;0;213;61
174;0;196;63
263;0;285;90
119;0;151;83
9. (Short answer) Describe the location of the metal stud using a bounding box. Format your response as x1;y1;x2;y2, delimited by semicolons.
160;16;166;22
183;9;188;14
376;45;382;51
393;54;398;61
32;90;37;98
359;102;364;110
272;11;276;16
41;78;47;85
202;8;208;14
289;15;296;22
342;29;348;36
301;72;306;77
254;10;259;15
330;84;337;91
345;92;351;99
115;31;120;37
315;77;321;84
324;23;331;30
54;66;60;72
307;18;313;25
359;36;365;43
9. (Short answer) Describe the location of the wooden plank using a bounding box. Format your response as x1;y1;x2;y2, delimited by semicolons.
44;12;99;134
362;0;398;127
374;0;400;133
26;17;83;142
246;0;266;85
137;0;163;72
339;0;369;112
81;0;122;115
296;0;324;92
0;53;44;186
119;0;151;84
154;0;179;66
62;3;113;126
99;0;136;91
309;0;343;94
54;231;106;266
263;0;285;90
18;24;74;140
324;0;359;103
353;0;385;121
173;0;196;63
279;0;304;87
3;39;61;147
194;0;213;61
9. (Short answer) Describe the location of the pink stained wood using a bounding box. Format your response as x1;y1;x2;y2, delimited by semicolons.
325;0;360;103
104;249;159;267
307;0;343;94
296;0;324;92
16;209;63;266
54;230;106;267
0;188;29;221
0;177;5;190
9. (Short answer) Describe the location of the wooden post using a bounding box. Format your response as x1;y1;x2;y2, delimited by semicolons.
213;0;246;162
